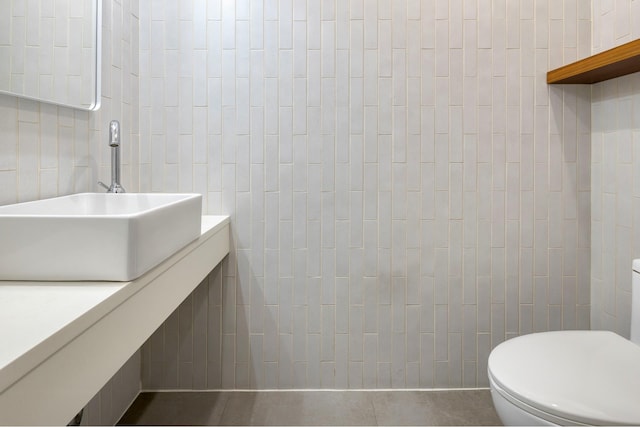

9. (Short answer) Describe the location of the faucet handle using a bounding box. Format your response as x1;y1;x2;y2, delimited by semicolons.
97;181;126;193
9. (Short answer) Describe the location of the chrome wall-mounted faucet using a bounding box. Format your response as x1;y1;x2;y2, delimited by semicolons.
98;120;126;193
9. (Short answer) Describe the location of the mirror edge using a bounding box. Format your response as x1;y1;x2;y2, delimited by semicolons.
90;0;102;111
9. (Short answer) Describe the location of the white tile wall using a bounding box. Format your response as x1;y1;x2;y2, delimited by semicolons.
0;0;141;423
139;0;591;389
591;1;640;338
81;351;141;426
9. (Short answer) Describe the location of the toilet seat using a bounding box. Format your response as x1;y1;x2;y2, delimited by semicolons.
488;330;640;425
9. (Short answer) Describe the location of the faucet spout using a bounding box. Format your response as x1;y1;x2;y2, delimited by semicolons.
109;120;120;147
99;120;126;193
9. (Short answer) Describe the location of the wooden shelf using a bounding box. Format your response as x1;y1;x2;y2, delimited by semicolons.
547;39;640;84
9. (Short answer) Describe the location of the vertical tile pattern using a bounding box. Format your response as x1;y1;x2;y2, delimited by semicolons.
82;351;141;426
0;0;141;423
591;1;640;338
140;0;591;389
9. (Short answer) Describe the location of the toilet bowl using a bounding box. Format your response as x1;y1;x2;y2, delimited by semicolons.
488;330;640;425
488;260;640;426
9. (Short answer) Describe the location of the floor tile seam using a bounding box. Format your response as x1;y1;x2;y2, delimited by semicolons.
217;392;234;425
366;393;380;427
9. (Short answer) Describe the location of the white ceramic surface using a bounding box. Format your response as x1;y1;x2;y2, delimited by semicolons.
489;262;640;426
0;193;202;281
489;376;565;426
0;216;229;425
488;330;640;425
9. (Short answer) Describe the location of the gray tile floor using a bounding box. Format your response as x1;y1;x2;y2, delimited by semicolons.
118;390;502;426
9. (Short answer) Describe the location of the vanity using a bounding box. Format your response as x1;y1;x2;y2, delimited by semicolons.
0;2;228;423
0;215;229;425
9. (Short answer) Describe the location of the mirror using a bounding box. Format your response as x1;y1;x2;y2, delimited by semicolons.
0;0;101;111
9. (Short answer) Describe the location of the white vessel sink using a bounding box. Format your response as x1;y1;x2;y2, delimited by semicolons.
0;193;202;281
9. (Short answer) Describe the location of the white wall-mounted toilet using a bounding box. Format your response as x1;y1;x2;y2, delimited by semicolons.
488;260;640;425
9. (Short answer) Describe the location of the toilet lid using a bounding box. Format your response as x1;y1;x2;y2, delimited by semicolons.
488;330;640;425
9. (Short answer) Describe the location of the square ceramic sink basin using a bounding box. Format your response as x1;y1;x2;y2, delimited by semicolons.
0;193;202;281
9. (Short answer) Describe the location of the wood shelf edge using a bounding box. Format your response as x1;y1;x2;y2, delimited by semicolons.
547;39;640;84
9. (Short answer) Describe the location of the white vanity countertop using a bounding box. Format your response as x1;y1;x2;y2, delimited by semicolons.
0;215;229;394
